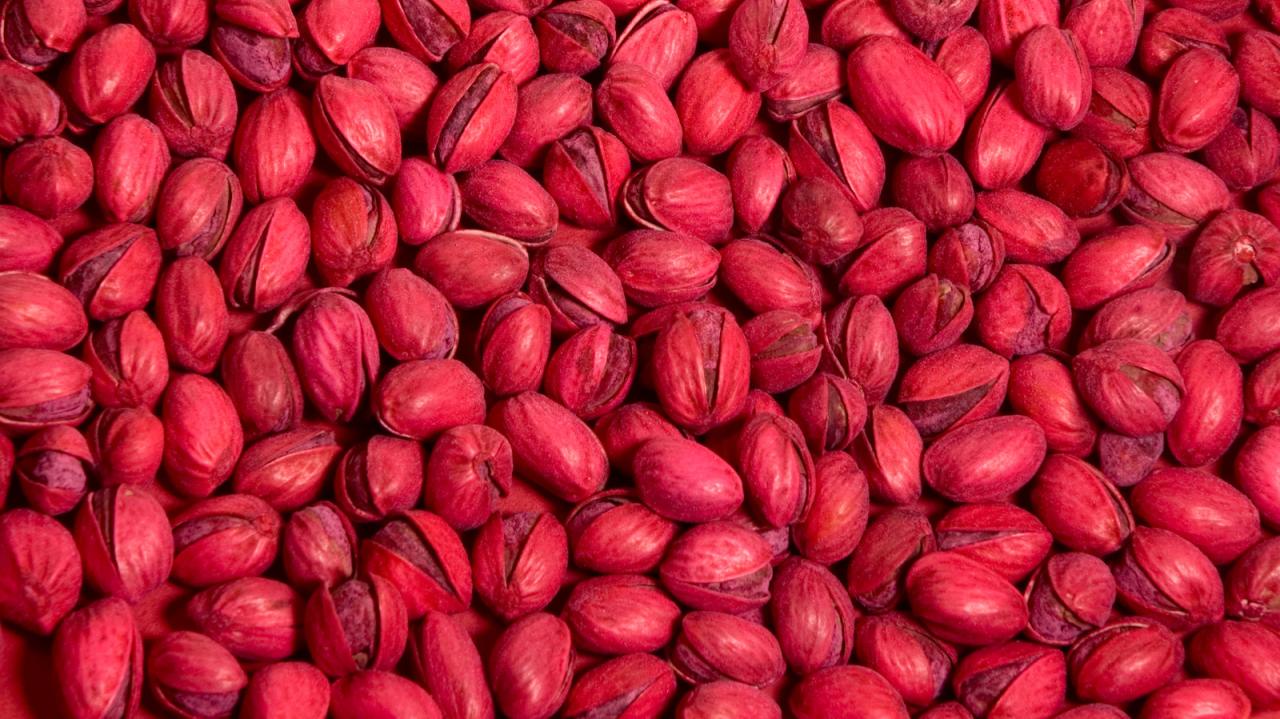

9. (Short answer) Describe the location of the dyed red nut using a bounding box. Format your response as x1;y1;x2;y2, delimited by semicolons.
426;63;517;174
964;81;1048;191
1080;287;1192;354
595;405;683;476
676;680;780;719
975;0;1056;65
1191;620;1280;709
232;89;316;204
1156;48;1239;153
392;158;460;245
312;76;401;186
929;25;992;115
823;295;899;403
671;610;785;688
347;48;437;137
1009;354;1097;457
546;325;636;419
219;199;309;312
848;35;964;155
535;0;614;75
475;292;551;397
891;0;975;42
1204;107;1280;192
726;0;806;91
719;237;821;319
1122;152;1230;242
776;177;863;266
422;424;511;532
92;114;170;225
1219;286;1280;362
919;703;975;719
149;50;237;161
1137;9;1228;78
906;551;1029;646
380;0;470;64
365;269;458;363
790;665;911;719
565;493;669;581
1035;137;1130;220
1168;341;1244;469
489;613;574;719
610;1;697;91
836;207;928;298
1063;0;1140;68
53;598;143;719
935;503;1051;582
209;0;297;93
82;310;167;411
310;178;397;287
2;136;92;219
132;0;210;52
1115;526;1225;632
769;558;856;675
819;0;909;52
1189;210;1280;307
1249;352;1280;426
650;304;750;434
1025;552;1115;646
1237;31;1280;119
530;244;628;334
897;344;1010;437
283;501;357;590
415;230;530;309
603;229;718;309
1031;454;1134;555
563;653;676;719
952;642;1066;719
156;158;243;260
234;428;342;512
171;494;280;587
188;577;302;661
1098;429;1160;490
543;127;630;230
622;158;733;246
147;631;248;719
0;348;93;433
565;574;680;655
460;161;557;246
732;414;812;527
846;508;936;614
413;611;493;719
488;392;608;501
373;359;485;441
975;264;1071;358
1015;26;1091;131
1069;619;1184;704
596;63;683;162
293;0;379;78
0;508;82;634
1139;678;1251;719
891;274;973;356
156;257;228;374
162;373;243;497
330;670;442;719
891;153;974;233
0;205;62;273
788;453;864;562
61;24;156;128
1062;226;1170;310
975;190;1079;265
854;612;955;707
361;510;471;618
73;485;172;603
675;50;761;157
1228;536;1280;628
0;272;86;352
444;12;534;86
304;574;408;677
471;511;567;620
87;407;163;486
221;331;303;438
500;74;594;169
660;520;772;612
0;0;84;71
787;100;885;214
1074;339;1185;437
291;291;380;423
787;373;866;454
241;662;331;719
742;311;820;394
58;223;162;322
14;426;90;515
763;43;843;121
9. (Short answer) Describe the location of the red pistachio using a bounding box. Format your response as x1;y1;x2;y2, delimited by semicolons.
965;81;1049;190
1030;454;1134;555
147;631;249;719
361;510;472;618
1025;552;1116;646
304;574;409;677
564;574;681;655
1068;619;1184;704
87;406;163;487
1190;620;1280;710
670;610;785;687
935;503;1052;583
854;612;955;707
283;501;357;590
501;73;593;169
790;665;911;719
1008;353;1097;457
891;153;974;233
836;207;928;299
188;577;302;661
58;223;162;322
232;89;316;204
83;310;168;411
823;295;900;404
413;611;493;719
330;670;443;719
906;551;1029;645
848;35;965;156
660;520;773;613
0;508;82;634
171;494;281;587
787;99;888;214
1114;526;1225;632
472;511;567;620
241;662;330;719
74;485;173;603
54;598;143;719
1074;339;1185;437
489;613;575;719
770;558;857;675
488;391;609;501
234;427;342;512
846;508;936;614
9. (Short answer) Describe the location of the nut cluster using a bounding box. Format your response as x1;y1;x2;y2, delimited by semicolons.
1;0;1280;718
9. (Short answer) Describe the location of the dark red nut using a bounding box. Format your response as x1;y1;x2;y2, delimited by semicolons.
221;331;303;439
373;359;485;441
823;295;899;404
0;205;62;273
0;0;85;71
720;237;821;320
975;0;1057;65
920;703;975;719
846;508;936;614
650;304;751;435
789;452;864;563
489;613;575;719
1016;26;1092;132
290;291;380;423
1219;287;1280;362
1190;620;1280;710
770;558;856;675
92;114;170;225
763;43;843;121
1114;526;1225;632
742;311;820;394
475;292;551;397
147;631;249;719
413;611;494;719
232;89;317;204
604;229;718;309
156;158;243;261
789;665;911;719
304;574;409;677
929;25;991;115
1122;152;1230;243
935;503;1052;583
1062;226;1170;311
73;485;172;603
543;126;631;230
891;153;974;233
329;670;442;719
820;0;910;52
381;0;470;63
530;244;628;335
1139;678;1251;719
1009;353;1097;457
563;653;676;719
14;426;90;516
546;325;636;420
364;269;458;363
952;642;1066;719
283;501;357;590
1189;210;1280;307
1237;29;1280;119
726;0;806;90
149;50;237;161
472;511;567;620
392;158;460;245
854;612;955;708
218;199;309;313
209;0;297;93
53;598;143;719
311;76;401;186
622;157;733;246
891;0;976;42
974;264;1071;358
347;47;437;138
964;81;1049;191
426;63;517;174
156;257;228;375
59;223;162;322
0;271;87;352
0;435;9;510
0;508;82;634
1025;552;1116;646
564;574;681;655
676;680;780;719
83;310;168;411
1249;350;1280;426
444;12;534;86
422;424;511;532
611;1;698;91
1063;0;1141;67
188;577;302;661
3;137;93;219
61;24;156;128
310;178;397;288
162;373;244;497
1034;137;1131;219
414;230;529;310
361;510;471;618
847;35;965;156
1227;536;1280;628
594;404;683;475
674;49;761;157
535;0;614;75
566;489;678;574
233;427;342;513
670;610;785;688
897;343;1010;437
660;520;772;613
1074;339;1185;437
596;62;682;162
1204;107;1280;192
1137;8;1227;77
975;190;1079;265
1069;619;1184;704
1167;341;1244;469
241;662;331;719
1154;48;1238;155
0;348;93;434
1054;706;1129;719
892;273;973;356
775;178;862;267
1080;287;1192;354
788;100;886;213
86;407;163;487
906;551;1029;646
1030;454;1134;556
488;391;609;502
732;414;813;527
786;372;866;455
836;207;928;299
171;494;281;587
293;0;379;79
499;73;593;169
461;160;557;246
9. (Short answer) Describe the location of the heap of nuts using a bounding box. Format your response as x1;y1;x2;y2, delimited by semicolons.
3;0;1280;717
